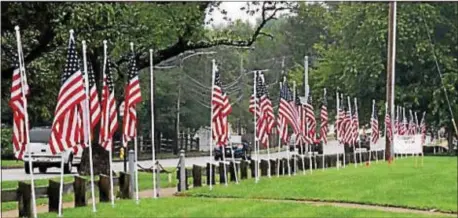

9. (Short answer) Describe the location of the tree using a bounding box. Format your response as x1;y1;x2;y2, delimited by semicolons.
1;1;293;174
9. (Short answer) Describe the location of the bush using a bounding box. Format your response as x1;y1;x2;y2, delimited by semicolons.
1;127;15;159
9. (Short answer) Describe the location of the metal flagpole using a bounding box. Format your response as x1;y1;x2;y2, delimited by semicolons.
262;74;271;178
15;26;37;218
82;40;97;213
348;96;356;168
222;136;228;186
102;40;115;207
209;59;216;190
322;88;326;171
372;100;378;163
292;81;297;176
58;153;64;217
341;94;346;168
149;49;157;198
253;71;260;183
355;98;362;165
129;42;140;204
277;82;283;178
336;91;340;170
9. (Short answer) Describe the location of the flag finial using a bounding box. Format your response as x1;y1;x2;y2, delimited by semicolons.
15;26;20;31
103;40;107;45
130;42;134;52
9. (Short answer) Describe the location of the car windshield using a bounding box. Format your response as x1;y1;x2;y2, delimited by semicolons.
29;129;51;143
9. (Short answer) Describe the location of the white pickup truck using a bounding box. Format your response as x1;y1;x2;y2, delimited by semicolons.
22;127;82;174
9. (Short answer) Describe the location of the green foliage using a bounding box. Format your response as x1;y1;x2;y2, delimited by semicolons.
1;128;14;159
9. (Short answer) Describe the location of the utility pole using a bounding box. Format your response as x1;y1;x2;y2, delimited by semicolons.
386;1;397;161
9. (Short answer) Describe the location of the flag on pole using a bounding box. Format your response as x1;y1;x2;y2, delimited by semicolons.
305;94;317;144
352;105;359;146
319;90;328;144
295;88;306;146
371;103;379;144
420;112;426;145
48;35;86;154
385;107;393;143
122;51;142;145
9;52;30;160
212;63;231;146
343;104;352;145
278;80;299;139
100;58;118;150
408;110;415;135
87;63;101;132
276;82;288;145
399;108;407;136
336;96;345;143
258;73;274;147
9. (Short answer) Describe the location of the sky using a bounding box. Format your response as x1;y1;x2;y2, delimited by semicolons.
207;2;260;26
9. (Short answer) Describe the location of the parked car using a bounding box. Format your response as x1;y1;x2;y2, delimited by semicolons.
214;141;251;161
22;127;82;174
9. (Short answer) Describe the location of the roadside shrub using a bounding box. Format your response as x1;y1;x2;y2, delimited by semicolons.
1;127;15;159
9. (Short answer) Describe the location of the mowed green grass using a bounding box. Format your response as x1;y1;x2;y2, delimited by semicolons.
188;157;458;212
1;160;24;168
1;172;177;211
39;197;446;218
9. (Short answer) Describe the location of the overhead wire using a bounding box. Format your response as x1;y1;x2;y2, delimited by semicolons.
421;9;458;137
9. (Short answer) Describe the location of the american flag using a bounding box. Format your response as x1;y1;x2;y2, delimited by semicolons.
122;51;142;145
9;52;29;160
385;108;393;143
398;108;407;135
48;35;86;154
212;63;231;146
295;88;306;146
343;104;353;145
305;94;316;143
335;94;345;143
351;104;359;145
371;103;379;144
394;106;399;135
100;58;118;151
258;73;274;147
408;110;416;135
276;83;288;145
87;63;101;131
278;80;298;143
319;89;328;144
420;112;426;145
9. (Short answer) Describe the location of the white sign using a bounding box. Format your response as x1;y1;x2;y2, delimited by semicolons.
394;134;422;154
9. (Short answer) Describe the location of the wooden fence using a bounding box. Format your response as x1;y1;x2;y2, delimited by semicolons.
3;150;385;217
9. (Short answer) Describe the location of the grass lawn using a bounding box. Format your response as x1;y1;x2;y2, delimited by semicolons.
1;159;24;168
188;157;458;212
1;171;177;212
39;197;447;218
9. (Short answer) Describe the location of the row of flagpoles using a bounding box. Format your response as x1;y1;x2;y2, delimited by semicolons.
208;56;428;184
10;27;430;214
9;28;159;217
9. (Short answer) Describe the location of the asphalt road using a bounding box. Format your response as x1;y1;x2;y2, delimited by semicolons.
1;141;344;181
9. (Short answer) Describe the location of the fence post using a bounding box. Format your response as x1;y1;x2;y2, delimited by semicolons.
177;150;186;192
260;159;268;176
73;176;87;207
229;161;238;182
219;162;227;184
240;160;248;179
119;171;132;199
206;162;216;185
99;174;111;202
48;180;60;212
270;159;277;176
18;181;32;217
250;159;256;178
192;165;202;187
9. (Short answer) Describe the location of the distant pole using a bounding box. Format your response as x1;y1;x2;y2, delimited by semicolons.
209;59;216;191
253;71;259;183
149;49;157;199
336;91;340;170
386;1;397;161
